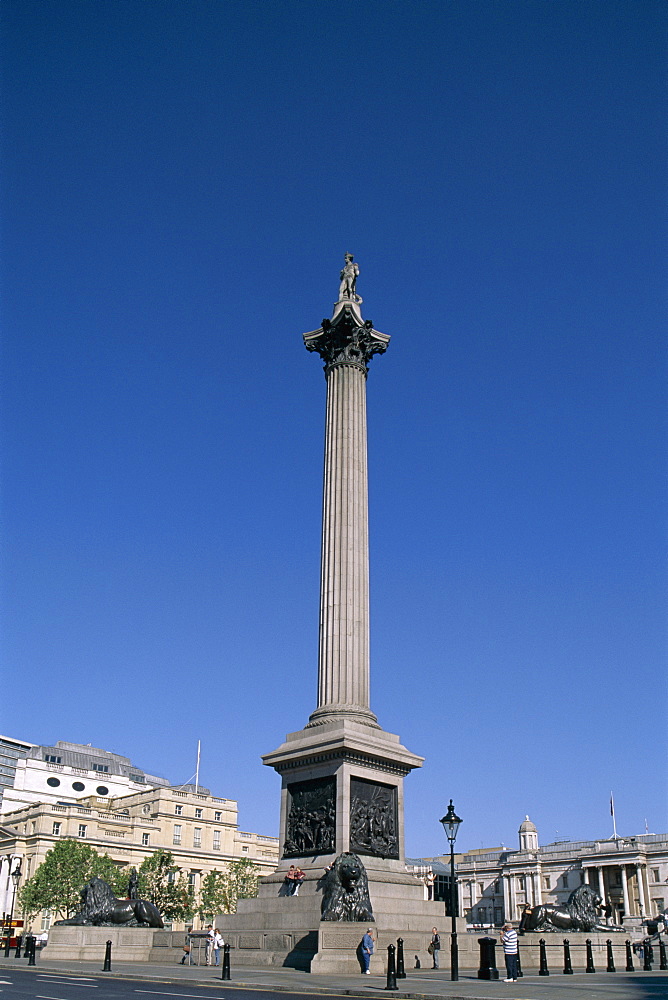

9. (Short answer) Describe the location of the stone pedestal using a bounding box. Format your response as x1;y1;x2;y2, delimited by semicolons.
45;925;159;962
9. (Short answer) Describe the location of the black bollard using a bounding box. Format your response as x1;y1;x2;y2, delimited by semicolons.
221;942;231;980
385;943;398;991
516;943;523;978
396;937;406;978
585;938;595;973
563;938;573;974
539;938;549;976
27;936;36;966
659;937;667;971
102;940;112;972
477;937;499;980
606;939;615;973
643;939;652;971
14;935;22;959
625;939;634;972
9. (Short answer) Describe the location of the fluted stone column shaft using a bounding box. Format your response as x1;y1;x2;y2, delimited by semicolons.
316;361;371;717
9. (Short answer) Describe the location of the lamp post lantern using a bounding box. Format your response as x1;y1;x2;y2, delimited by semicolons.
3;857;22;958
440;801;462;982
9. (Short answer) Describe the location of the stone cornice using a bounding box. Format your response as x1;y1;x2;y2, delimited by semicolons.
269;747;415;777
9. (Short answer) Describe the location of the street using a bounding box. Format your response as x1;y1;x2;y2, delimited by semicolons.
1;967;668;1000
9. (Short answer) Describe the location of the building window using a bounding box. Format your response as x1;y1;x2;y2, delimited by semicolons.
96;785;109;795
78;824;87;838
652;869;660;883
45;755;62;764
40;910;52;932
194;828;202;848
72;781;85;791
52;822;61;836
543;876;551;890
242;845;249;852
188;871;197;887
46;777;60;787
213;830;221;850
130;773;145;783
214;811;222;821
562;874;569;888
175;805;183;815
92;763;109;772
173;824;182;845
142;833;150;846
195;808;202;819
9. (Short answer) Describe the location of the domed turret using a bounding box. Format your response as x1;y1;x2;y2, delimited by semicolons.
519;815;538;851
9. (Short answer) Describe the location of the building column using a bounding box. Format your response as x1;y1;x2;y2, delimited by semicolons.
597;866;606;908
509;875;518;921
636;865;646;916
303;292;390;730
620;865;630;919
533;871;543;906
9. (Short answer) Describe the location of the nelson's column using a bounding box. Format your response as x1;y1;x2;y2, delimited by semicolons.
219;257;441;973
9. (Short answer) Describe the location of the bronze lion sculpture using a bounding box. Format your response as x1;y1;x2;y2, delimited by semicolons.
54;876;164;928
519;884;622;933
321;852;374;922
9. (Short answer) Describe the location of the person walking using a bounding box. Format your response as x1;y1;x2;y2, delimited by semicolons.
501;921;518;982
361;927;375;974
430;927;441;969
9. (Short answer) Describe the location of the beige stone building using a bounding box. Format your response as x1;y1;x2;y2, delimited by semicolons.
0;783;278;931
408;816;668;931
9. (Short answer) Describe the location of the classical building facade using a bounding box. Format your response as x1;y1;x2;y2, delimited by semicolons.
0;738;173;814
408;816;668;930
0;750;279;932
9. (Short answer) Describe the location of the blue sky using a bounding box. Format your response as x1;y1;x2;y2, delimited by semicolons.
2;0;666;858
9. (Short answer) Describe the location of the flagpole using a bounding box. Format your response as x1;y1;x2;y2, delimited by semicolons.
610;792;617;840
195;740;201;794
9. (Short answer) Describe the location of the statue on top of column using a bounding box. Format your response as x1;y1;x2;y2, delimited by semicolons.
339;253;362;304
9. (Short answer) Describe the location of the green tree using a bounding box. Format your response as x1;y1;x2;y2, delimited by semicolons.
198;860;260;917
137;849;195;923
18;839;126;920
197;870;229;921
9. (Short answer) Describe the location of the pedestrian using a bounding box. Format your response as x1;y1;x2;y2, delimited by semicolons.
361;927;375;974
501;921;518;982
205;924;214;965
212;929;224;966
292;867;305;896
425;870;435;901
284;865;296;895
429;927;440;968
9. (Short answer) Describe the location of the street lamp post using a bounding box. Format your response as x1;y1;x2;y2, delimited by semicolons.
3;857;22;958
440;801;462;982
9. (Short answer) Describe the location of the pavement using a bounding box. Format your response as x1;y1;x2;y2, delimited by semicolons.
1;952;667;1000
